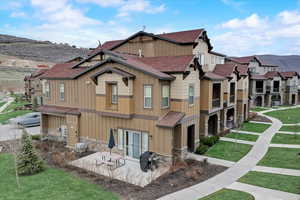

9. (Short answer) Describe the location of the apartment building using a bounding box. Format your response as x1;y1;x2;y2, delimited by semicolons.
228;56;299;107
38;29;250;161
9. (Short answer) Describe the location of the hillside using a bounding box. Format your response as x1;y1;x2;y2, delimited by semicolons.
257;55;300;74
0;34;89;64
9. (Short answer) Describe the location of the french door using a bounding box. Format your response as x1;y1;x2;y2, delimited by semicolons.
123;130;148;159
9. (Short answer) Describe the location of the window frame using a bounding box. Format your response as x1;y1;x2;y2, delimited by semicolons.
161;84;170;108
143;84;153;109
59;82;65;101
188;84;195;105
44;82;50;98
111;83;118;105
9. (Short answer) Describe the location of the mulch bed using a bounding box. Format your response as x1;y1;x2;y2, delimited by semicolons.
3;139;227;200
249;112;272;123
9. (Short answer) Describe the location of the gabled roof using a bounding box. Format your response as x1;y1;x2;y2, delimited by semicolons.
90;66;135;84
39;62;84;80
213;63;237;78
91;29;210;53
157;111;185;128
251;74;267;80
229;56;257;65
264;71;283;79
210;51;226;57
280;71;299;79
237;65;248;76
202;72;226;81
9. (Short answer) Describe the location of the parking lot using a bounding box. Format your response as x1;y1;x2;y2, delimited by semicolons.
0;124;40;141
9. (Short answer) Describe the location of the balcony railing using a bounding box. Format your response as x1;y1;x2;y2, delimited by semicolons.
230;95;235;103
212;98;221;108
256;88;263;93
286;86;298;93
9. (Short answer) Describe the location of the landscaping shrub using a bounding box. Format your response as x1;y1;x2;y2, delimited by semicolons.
17;131;44;175
200;136;219;147
31;134;41;141
211;136;220;144
195;144;209;155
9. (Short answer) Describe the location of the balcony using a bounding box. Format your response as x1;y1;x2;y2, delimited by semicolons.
230;95;235;103
212;98;221;108
256;88;263;93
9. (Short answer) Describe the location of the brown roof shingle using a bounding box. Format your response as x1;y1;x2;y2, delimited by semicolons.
157;111;185;128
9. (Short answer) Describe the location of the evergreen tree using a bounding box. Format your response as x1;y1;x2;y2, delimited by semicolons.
17;131;44;175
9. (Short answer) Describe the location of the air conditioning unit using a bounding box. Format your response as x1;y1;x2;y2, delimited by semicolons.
75;143;88;153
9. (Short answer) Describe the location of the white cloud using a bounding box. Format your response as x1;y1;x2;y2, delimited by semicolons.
221;14;267;29
220;0;244;11
76;0;124;7
213;11;300;56
278;10;300;25
10;11;27;18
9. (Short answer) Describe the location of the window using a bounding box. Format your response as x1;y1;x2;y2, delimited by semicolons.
144;85;152;108
59;83;65;101
111;84;118;104
44;82;50;98
161;85;170;108
118;129;124;150
188;84;195;105
197;53;205;65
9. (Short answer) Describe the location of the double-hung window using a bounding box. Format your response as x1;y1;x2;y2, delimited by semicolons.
144;85;152;108
111;84;118;104
188;84;195;105
59;83;65;101
44;82;50;98
161;85;170;108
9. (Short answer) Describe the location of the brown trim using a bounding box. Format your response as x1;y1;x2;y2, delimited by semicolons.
96;94;133;98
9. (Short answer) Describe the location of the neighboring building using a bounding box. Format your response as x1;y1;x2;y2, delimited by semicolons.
38;29;250;161
228;56;299;107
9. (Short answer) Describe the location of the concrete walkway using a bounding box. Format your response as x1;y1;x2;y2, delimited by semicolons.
253;166;300;176
220;137;255;145
269;143;300;148
0;97;14;113
277;131;300;135
158;114;283;200
230;130;261;136
227;182;300;200
188;153;235;168
249;121;272;125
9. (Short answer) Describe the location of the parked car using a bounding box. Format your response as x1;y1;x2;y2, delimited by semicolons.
9;112;41;127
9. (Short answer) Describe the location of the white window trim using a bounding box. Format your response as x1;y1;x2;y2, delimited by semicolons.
161;85;170;108
188;84;195;105
59;83;65;101
144;85;152;109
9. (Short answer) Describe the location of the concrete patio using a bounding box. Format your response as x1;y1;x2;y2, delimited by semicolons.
70;152;170;187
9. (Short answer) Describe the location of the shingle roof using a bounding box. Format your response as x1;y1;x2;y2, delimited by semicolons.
39;62;85;79
251;74;267;80
264;71;282;79
138;55;194;72
280;71;299;79
213;63;236;78
229;56;256;64
202;72;226;80
38;105;81;116
157;111;185;128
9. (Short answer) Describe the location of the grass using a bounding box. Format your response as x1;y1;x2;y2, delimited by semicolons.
280;126;300;132
240;122;270;133
204;141;252;162
0;154;119;200
3;99;29;113
0;110;33;124
239;171;300;194
271;133;300;145
224;132;259;142
199;189;254;200
250;107;269;112
0;101;6;108
265;108;300;124
258;147;300;170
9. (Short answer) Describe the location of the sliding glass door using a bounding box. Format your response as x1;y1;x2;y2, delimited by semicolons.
124;130;148;159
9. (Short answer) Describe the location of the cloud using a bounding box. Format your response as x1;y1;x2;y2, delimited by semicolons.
10;11;27;18
76;0;165;17
220;0;244;11
213;11;300;56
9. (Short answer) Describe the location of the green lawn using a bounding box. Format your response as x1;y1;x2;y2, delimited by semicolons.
224;132;259;142
250;107;270;112
0;101;6;108
240;122;270;133
0;110;34;124
265;108;300;124
0;154;119;200
239;171;300;194
3;99;29;113
280;126;300;132
258;147;300;170
199;189;254;200
271;133;300;145
204;141;252;162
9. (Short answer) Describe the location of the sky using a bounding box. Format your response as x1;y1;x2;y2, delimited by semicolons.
0;0;300;56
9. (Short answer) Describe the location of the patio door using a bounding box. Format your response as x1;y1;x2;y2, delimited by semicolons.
125;130;141;159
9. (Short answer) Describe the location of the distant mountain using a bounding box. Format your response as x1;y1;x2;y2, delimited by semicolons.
257;55;300;74
0;34;89;64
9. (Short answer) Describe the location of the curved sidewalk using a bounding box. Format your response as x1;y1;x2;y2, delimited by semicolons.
158;114;282;200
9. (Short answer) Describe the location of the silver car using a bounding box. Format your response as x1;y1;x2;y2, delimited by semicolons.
9;112;41;127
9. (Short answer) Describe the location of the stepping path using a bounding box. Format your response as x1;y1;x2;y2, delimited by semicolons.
220;137;255;145
227;182;300;200
159;106;300;200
